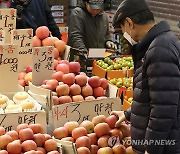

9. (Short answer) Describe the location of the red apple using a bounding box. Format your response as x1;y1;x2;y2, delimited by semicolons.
75;136;91;149
94;123;110;137
43;134;52;141
53;127;69;139
16;124;29;133
18;72;26;80
28;124;44;134
119;123;131;138
87;133;98;145
26;66;32;73
62;73;75;85
97;147;113;154
0;134;13;149
58;60;69;65
125;146;137;154
56;84;70;96
81;85;93;97
91;145;99;154
97;135;110;148
6;140;22;154
44;139;58;152
0;127;5;136
6;130;18;141
46;79;59;91
69;62;80;74
33;133;45;147
52;71;64;82
109;129;123;140
100;78;108;90
58;96;72;104
19;128;34;142
72;127;87;140
56;63;69;74
92;115;106;126
37;147;46;154
0;150;8;154
88;76;101;88
22;140;37;152
18;79;26;87
106;115;118;129
52;96;59;105
54;59;59;70
72;95;84;102
80;120;94;134
93;87;104;97
112;144;126;154
54;48;59;59
75;75;87;87
70;84;81;96
64;121;79;135
77;147;91;154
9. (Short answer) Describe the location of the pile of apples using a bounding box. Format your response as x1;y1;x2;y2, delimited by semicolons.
32;26;66;60
40;60;109;105
0;124;60;154
53;115;135;154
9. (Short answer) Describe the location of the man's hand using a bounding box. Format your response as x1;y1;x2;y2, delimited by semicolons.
106;41;117;50
145;151;149;154
110;111;126;127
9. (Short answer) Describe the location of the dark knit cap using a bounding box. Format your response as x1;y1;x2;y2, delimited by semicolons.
113;0;150;28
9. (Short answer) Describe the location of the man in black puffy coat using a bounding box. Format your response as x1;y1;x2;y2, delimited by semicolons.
111;0;180;154
10;0;61;39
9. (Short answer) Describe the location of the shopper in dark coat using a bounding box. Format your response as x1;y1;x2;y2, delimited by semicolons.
10;0;61;39
111;0;180;154
68;0;116;52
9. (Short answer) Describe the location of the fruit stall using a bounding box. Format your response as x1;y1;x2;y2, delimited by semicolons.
0;7;135;154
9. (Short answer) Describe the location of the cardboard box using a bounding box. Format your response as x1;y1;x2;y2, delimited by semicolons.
92;60;107;78
122;90;133;111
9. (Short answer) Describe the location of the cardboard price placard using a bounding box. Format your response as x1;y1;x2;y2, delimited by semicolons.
32;46;54;86
0;9;16;44
12;29;33;72
0;111;46;132
0;44;18;92
52;98;122;128
0;30;5;45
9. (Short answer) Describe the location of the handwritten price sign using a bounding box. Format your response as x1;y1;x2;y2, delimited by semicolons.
0;44;18;92
52;98;122;128
0;9;16;44
12;29;33;72
0;30;5;45
32;46;54;86
0;111;46;132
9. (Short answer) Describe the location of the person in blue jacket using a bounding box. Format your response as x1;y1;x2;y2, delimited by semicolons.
10;0;61;39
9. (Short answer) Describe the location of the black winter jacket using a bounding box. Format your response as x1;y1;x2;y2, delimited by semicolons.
10;0;61;39
125;21;180;154
67;2;111;51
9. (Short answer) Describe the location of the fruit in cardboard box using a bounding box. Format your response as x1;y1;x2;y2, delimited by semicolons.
64;121;79;135
80;120;94;134
94;123;110;137
75;136;91;149
0;127;5;136
92;115;106;126
46;79;59;91
88;76;101;88
32;36;42;47
43;134;52;141
100;78;108;90
70;84;81;96
97;147;113;154
72;95;84;102
44;139;58;152
81;85;93;97
54;48;60;59
53;127;69;140
56;84;69;96
56;63;69;74
75;74;87;87
93;87;104;98
6;130;18;141
69;62;80;74
119;123;131;138
109;129;123;140
37;147;46;154
0;134;13;149
90;145;99;154
77;147;91;154
72;127;87;140
62;73;75;85
42;37;56;46
36;26;49;40
22;140;37;152
6;140;22;154
52;96;59;105
106;115;118;129
97;135;110;148
87;133;98;145
16;124;29;133
54;40;66;53
58;96;72;104
33;133;45;147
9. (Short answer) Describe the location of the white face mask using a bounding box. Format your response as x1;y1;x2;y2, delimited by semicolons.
123;32;138;46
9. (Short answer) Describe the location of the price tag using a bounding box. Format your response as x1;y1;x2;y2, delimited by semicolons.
0;111;46;132
0;44;18;92
0;30;5;44
0;9;16;44
12;29;33;72
32;46;54;86
52;98;122;128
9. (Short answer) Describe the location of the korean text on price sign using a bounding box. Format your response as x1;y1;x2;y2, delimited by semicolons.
0;9;16;44
12;29;33;72
32;46;54;86
52;98;122;128
0;44;18;92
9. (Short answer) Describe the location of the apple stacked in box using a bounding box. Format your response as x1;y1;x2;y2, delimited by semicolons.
40;60;109;105
53;115;135;154
0;124;61;154
109;77;133;90
32;26;66;60
97;56;133;71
